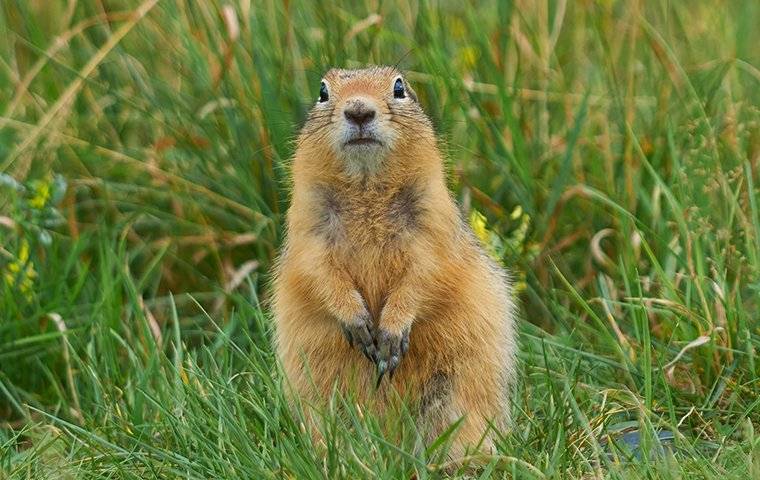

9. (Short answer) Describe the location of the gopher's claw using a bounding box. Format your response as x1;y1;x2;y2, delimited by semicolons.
374;327;410;387
341;312;377;363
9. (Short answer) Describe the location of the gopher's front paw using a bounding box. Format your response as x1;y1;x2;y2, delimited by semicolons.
340;310;378;364
374;327;410;387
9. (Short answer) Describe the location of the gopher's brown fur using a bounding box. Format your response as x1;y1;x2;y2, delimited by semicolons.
272;66;517;455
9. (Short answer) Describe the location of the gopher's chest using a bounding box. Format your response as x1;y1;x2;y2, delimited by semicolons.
312;182;424;249
311;182;426;315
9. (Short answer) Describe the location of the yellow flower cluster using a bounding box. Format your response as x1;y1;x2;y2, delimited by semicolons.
29;178;52;209
3;239;37;301
469;205;538;294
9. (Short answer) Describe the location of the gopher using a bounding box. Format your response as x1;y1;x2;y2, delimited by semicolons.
272;65;517;455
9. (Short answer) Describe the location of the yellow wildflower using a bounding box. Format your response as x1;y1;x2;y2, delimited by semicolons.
2;239;37;301
29;178;51;209
469;209;489;245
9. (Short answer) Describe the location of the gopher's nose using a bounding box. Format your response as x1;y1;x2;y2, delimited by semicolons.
343;100;376;127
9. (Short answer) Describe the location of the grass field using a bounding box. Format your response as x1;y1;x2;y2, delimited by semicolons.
2;0;760;478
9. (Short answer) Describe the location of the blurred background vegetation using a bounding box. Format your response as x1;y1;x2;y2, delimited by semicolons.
1;0;760;477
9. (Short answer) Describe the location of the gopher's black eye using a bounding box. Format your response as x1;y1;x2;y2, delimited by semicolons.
318;81;329;102
393;78;405;99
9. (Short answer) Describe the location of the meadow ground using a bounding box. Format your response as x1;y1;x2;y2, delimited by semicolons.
1;1;760;478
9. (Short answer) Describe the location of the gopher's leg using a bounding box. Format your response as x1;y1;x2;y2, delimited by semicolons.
282;338;376;450
280;313;389;426
450;356;509;459
419;357;508;460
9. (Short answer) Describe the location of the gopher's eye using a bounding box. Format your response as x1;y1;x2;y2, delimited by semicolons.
318;81;329;102
393;78;405;99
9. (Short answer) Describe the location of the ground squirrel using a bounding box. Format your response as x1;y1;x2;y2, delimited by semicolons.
272;65;517;455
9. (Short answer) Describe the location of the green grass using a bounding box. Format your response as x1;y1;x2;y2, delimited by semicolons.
1;0;760;478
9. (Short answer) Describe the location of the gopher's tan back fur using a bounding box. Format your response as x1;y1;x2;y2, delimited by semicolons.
272;65;517;455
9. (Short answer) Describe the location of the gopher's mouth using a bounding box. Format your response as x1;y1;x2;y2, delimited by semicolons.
344;137;383;147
